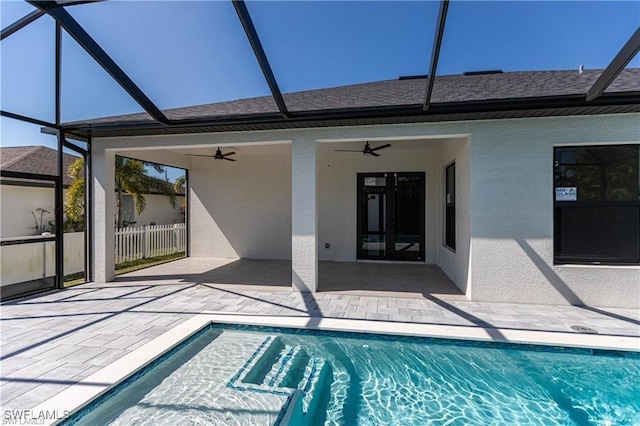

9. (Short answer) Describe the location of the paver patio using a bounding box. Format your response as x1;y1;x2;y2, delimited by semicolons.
1;257;639;412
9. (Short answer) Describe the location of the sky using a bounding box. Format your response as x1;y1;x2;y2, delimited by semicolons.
1;0;639;180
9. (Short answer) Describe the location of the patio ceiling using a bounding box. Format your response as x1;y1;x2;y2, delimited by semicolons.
1;0;639;139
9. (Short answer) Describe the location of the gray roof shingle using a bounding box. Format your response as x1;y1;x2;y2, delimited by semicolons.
67;69;640;127
0;146;81;186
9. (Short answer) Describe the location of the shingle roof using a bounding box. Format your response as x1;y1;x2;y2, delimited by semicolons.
69;69;640;127
0;146;80;186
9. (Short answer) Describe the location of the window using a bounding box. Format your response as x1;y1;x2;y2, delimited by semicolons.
445;163;456;250
554;145;640;264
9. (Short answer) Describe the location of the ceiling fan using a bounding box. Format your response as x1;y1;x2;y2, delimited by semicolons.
334;142;391;157
186;147;236;161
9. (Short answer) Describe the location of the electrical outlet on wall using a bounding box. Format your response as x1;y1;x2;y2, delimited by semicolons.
325;243;330;249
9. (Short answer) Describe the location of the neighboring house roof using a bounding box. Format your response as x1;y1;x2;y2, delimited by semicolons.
0;146;80;187
0;146;185;194
141;176;185;196
65;69;640;138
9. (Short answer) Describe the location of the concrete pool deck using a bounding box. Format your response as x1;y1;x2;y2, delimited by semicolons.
1;257;639;418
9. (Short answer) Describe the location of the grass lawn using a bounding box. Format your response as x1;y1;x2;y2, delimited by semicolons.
63;252;186;287
115;252;186;275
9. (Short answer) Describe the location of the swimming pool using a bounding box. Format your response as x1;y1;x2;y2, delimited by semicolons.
67;324;639;425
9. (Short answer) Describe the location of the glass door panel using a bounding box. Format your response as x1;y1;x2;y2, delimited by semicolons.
394;175;423;260
359;175;387;258
357;172;424;261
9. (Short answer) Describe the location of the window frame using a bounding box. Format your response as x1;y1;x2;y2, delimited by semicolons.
553;144;640;265
444;162;456;251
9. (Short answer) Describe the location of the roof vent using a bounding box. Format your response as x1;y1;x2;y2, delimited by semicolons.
578;64;584;74
463;70;504;76
398;75;428;80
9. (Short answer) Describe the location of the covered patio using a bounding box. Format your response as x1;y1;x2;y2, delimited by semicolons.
91;132;472;299
111;257;466;300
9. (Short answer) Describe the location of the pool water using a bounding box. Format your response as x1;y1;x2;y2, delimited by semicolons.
70;325;640;426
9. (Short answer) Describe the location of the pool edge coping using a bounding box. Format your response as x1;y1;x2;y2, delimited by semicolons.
33;312;640;425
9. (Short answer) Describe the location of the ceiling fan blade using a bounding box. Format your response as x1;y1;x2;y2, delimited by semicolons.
334;149;363;152
370;152;381;157
223;157;236;161
370;143;391;152
223;151;236;156
186;154;214;157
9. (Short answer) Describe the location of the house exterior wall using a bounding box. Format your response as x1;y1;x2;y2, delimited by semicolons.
189;147;292;260
122;193;185;226
1;185;58;238
436;138;472;295
468;118;639;307
96;112;640;308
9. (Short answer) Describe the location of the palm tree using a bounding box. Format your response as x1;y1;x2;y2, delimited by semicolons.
173;175;186;193
173;175;187;222
64;158;85;229
64;156;178;228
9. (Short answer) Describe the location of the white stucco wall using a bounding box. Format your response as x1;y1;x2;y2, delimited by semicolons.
92;147;116;282
435;138;472;295
125;193;185;226
468;118;640;307
94;113;640;308
189;145;292;260
0;185;57;238
292;138;318;291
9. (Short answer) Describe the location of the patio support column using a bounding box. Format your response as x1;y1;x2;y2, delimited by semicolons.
92;146;116;282
291;137;318;292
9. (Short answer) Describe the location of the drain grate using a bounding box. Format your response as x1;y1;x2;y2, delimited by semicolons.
570;325;598;334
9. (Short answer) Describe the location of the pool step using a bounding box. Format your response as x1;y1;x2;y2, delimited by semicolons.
241;336;286;385
237;339;341;425
263;345;305;388
286;357;334;425
279;347;311;389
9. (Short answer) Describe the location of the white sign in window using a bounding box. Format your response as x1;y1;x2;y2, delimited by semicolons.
556;187;577;201
364;177;386;186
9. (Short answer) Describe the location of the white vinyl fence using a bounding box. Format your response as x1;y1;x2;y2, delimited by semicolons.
115;223;186;264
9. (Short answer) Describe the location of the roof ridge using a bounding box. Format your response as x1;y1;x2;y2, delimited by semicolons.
1;145;41;170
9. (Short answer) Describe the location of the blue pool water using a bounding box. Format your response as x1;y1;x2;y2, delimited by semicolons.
69;325;640;425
